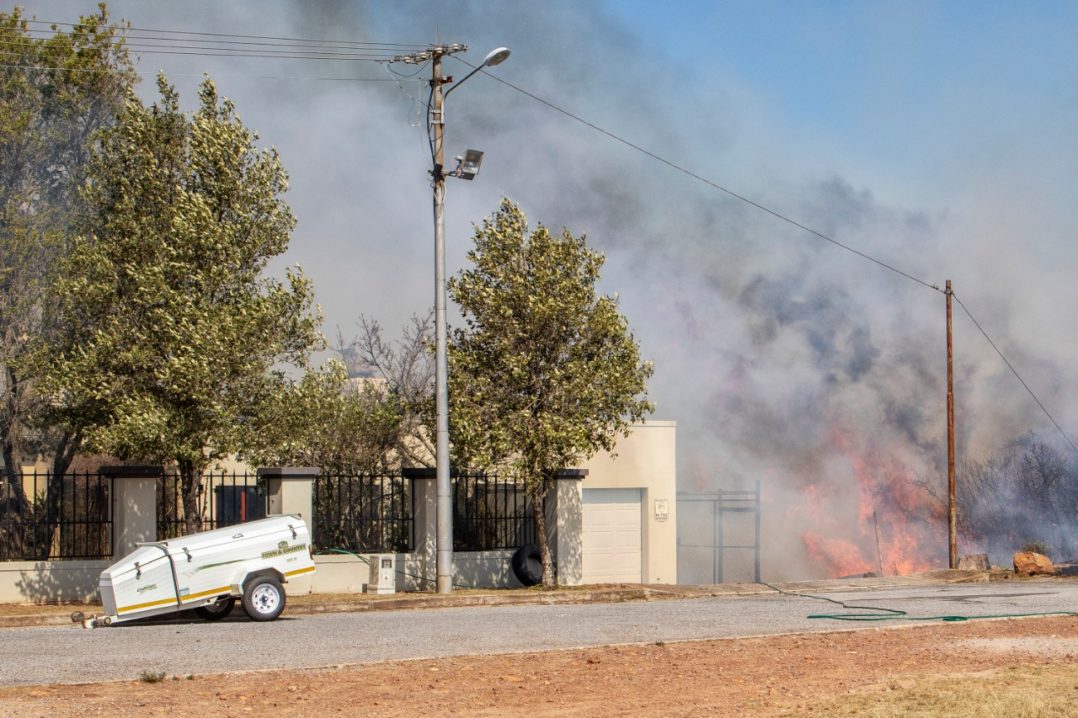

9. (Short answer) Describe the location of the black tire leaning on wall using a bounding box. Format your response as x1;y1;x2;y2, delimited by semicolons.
511;544;543;586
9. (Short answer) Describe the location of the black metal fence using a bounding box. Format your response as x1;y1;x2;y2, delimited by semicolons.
157;471;265;540
0;471;111;560
150;468;543;554
313;472;412;553
453;472;538;551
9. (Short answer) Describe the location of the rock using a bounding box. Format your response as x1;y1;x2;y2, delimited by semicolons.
1013;551;1055;576
957;554;990;571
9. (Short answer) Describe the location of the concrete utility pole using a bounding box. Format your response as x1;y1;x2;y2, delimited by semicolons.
392;43;510;594
430;45;455;595
946;279;957;569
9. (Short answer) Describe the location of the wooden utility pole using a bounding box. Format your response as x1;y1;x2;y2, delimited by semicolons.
946;279;957;569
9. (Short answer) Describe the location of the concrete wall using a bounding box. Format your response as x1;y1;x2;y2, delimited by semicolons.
0;560;109;603
315;551;525;594
581;420;678;584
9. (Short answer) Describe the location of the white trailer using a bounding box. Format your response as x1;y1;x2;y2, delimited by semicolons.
81;515;315;627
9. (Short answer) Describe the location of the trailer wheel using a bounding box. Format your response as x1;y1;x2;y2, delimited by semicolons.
195;596;235;621
511;544;543;586
242;576;286;621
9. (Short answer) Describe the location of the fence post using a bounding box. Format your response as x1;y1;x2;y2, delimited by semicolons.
548;469;587;586
102;465;161;560
403;468;437;591
257;467;318;523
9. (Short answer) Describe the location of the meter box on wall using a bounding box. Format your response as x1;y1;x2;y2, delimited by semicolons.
367;553;396;594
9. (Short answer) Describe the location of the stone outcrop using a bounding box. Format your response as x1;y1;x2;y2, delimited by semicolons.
1013;551;1055;576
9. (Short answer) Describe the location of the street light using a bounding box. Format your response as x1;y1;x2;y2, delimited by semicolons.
430;45;510;594
452;149;484;180
444;47;511;98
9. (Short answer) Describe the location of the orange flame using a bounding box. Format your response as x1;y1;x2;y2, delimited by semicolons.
796;423;946;577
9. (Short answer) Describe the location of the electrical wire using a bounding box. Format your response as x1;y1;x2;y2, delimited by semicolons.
8;23;1074;447
425;81;438;170
452;57;1078;454
0;59;401;82
10;21;416;62
12;37;409;58
21;29;419;54
72;47;396;62
451;58;943;295
23;19;428;50
953;294;1078;453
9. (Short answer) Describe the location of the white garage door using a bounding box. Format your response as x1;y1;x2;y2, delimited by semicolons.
582;488;642;584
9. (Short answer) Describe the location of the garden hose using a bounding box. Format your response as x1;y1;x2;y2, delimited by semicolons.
759;581;1078;622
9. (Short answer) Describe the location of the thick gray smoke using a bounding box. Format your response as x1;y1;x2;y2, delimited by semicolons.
19;1;1078;581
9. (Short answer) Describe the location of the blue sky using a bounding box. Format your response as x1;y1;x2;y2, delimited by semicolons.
611;1;1076;203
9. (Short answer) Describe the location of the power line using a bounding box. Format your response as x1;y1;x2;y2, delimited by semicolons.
8;20;419;62
0;37;398;61
22;28;420;53
0;60;401;82
451;57;944;296
953;294;1078;453
9;24;1072;448
119;48;394;61
23;19;427;50
0;55;401;82
448;58;1077;452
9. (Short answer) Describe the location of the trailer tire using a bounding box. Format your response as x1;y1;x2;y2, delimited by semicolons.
242;576;286;621
511;544;543;586
195;596;235;621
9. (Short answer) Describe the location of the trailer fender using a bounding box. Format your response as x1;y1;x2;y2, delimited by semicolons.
242;567;286;590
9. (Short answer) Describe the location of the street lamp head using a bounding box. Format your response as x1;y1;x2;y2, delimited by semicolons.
482;47;511;67
445;46;512;98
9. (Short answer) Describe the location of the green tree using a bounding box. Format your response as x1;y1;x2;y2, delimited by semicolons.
0;5;134;492
47;75;322;534
448;199;653;586
238;360;403;475
242;312;437;474
238;359;411;553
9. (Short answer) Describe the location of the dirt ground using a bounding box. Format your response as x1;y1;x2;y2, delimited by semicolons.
1;615;1075;717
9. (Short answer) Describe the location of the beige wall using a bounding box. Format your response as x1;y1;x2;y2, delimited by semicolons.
0;560;108;604
581;421;677;584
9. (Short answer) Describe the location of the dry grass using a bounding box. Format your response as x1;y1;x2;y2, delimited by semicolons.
811;665;1078;717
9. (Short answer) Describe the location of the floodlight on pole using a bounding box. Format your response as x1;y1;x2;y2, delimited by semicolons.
454;149;484;180
427;46;510;594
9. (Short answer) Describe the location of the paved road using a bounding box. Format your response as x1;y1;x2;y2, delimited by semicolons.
2;581;1076;686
